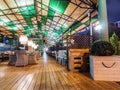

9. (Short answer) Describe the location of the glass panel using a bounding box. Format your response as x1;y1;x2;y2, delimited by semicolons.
56;24;62;27
16;0;26;6
64;21;73;27
0;12;4;15
0;16;10;22
51;25;55;28
14;21;20;24
37;0;41;2
48;8;55;20
26;0;34;5
46;20;51;26
3;10;12;14
42;0;49;6
53;16;60;22
12;8;20;13
53;13;61;22
78;10;89;21
16;15;24;20
0;28;6;31
37;17;41;21
41;16;47;25
0;0;9;10
37;3;41;8
55;26;60;30
71;0;80;4
58;18;66;24
32;21;37;24
42;5;48;11
42;10;47;16
16;25;23;28
20;20;26;23
91;11;97;17
0;22;7;26
49;0;69;14
64;3;77;16
7;15;17;21
37;10;41;15
19;27;24;30
71;7;85;19
51;21;57;25
0;20;4;25
5;0;17;8
81;17;89;23
80;3;86;7
75;24;86;31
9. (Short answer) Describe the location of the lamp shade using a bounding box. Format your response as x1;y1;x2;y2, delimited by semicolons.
28;40;33;46
19;35;28;45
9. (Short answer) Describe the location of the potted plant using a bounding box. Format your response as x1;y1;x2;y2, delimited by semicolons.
110;33;119;55
89;40;120;81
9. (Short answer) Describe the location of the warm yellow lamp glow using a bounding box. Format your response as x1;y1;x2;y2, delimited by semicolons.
28;40;33;46
19;35;28;45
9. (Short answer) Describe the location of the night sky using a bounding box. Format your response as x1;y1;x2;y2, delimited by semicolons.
106;0;120;23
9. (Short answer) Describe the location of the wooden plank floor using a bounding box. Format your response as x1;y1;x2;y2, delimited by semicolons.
0;52;120;90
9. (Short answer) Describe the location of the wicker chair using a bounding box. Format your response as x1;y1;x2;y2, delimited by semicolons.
8;54;17;66
15;50;28;66
36;51;40;60
28;52;38;64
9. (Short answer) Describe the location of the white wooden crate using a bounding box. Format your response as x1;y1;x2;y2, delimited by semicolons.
90;56;120;81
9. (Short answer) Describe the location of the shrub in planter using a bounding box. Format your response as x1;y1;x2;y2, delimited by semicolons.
91;40;115;56
110;33;119;55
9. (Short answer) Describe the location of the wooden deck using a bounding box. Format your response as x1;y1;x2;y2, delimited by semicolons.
0;53;120;90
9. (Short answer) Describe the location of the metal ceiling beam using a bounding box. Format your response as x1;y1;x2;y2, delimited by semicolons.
34;0;39;32
55;0;98;42
56;9;97;42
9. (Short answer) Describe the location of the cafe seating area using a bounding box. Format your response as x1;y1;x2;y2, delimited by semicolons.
8;50;41;66
0;0;120;89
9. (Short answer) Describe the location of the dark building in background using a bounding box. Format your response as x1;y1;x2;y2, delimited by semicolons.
106;0;120;39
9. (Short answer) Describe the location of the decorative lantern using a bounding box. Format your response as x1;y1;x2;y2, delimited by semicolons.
28;40;33;46
19;35;28;45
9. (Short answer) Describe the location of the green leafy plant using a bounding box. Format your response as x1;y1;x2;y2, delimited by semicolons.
110;33;119;55
91;40;115;56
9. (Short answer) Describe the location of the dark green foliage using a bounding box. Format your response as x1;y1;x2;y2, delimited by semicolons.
91;40;115;56
110;33;119;55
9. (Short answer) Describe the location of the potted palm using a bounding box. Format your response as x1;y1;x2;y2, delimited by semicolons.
90;40;120;81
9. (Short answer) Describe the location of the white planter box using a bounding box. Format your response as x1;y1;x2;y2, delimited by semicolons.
90;56;120;81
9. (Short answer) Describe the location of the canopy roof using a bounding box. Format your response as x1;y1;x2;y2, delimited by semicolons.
0;0;97;45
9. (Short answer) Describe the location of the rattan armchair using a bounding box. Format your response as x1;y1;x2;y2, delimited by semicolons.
28;52;38;64
15;50;28;66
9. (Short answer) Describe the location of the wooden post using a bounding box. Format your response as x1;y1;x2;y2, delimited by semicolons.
98;0;109;41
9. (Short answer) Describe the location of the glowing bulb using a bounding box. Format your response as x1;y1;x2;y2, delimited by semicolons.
94;24;102;31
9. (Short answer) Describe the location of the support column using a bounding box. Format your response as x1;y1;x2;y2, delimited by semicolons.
98;0;109;41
